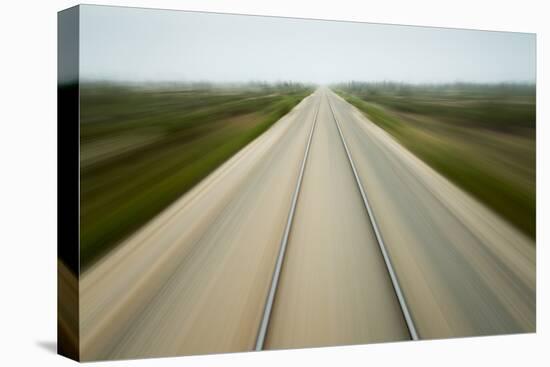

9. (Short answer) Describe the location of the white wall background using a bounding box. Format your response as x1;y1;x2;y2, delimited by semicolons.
0;0;547;365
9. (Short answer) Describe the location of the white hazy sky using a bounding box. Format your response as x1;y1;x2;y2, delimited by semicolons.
79;5;536;84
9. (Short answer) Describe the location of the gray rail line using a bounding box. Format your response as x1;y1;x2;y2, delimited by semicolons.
254;94;321;351
326;92;420;341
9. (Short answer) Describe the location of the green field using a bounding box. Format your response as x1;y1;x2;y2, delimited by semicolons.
80;83;312;270
335;82;535;238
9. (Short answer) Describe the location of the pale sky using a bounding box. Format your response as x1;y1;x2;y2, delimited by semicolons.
79;5;536;84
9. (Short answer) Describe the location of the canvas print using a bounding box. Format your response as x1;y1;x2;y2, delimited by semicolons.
58;4;536;362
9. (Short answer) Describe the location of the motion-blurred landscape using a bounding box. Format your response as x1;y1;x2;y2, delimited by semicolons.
75;82;535;360
81;82;536;270
80;82;311;269
336;82;536;237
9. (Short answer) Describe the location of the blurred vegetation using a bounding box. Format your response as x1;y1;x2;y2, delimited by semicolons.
80;82;312;270
335;82;535;238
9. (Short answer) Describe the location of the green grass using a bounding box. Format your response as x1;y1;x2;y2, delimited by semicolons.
335;83;535;239
80;83;311;270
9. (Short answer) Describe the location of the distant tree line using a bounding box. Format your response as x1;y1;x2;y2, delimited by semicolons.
334;81;536;97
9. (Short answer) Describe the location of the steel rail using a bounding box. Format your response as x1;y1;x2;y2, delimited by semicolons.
326;92;420;341
254;93;321;350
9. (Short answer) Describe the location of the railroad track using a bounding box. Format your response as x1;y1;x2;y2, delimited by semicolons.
255;90;418;350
